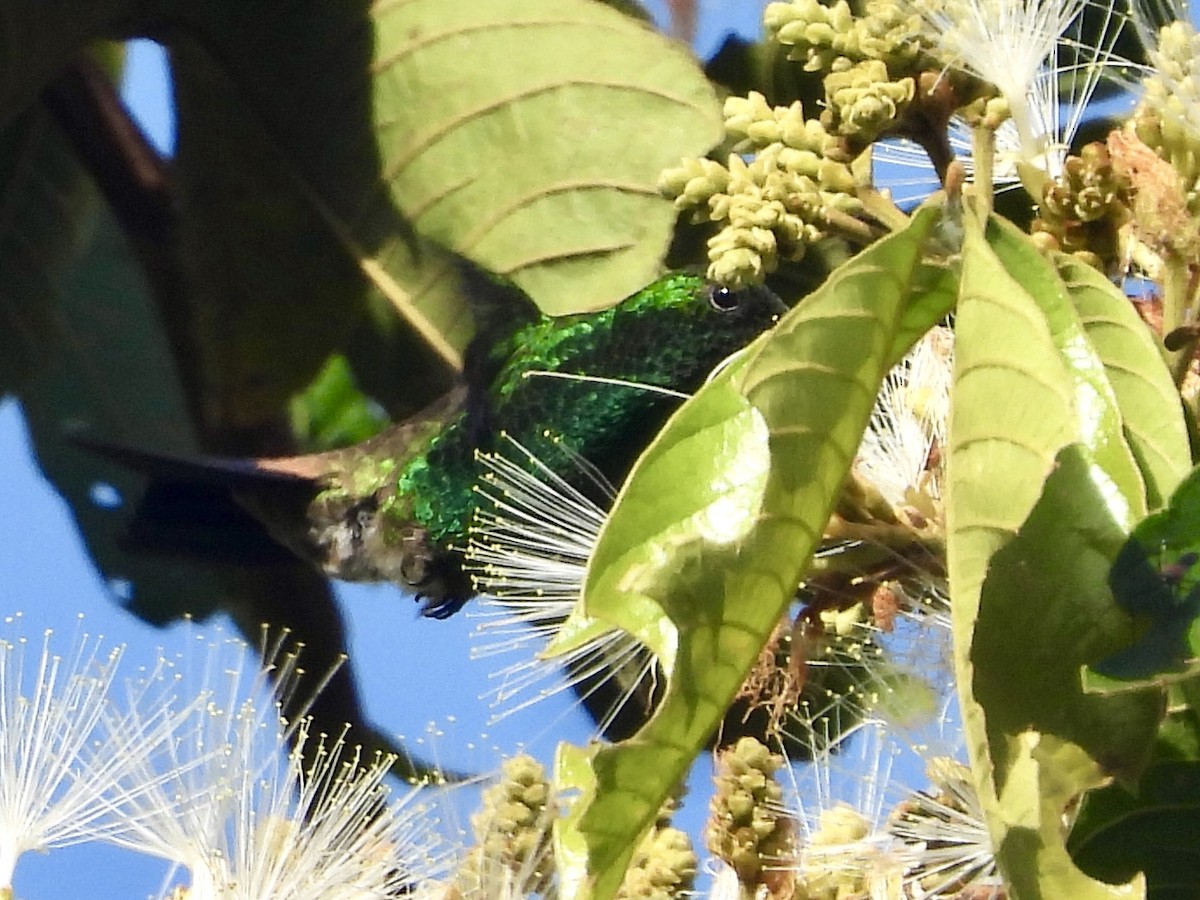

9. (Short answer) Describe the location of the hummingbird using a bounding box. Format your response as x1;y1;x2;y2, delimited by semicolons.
83;270;785;618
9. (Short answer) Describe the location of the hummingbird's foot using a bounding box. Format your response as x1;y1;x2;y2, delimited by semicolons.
417;593;470;620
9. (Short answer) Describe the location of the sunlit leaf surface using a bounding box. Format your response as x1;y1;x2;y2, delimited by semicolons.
949;209;1160;898
558;206;945;900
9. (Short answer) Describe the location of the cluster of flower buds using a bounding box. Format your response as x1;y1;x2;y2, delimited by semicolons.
765;0;935;78
705;737;795;890
766;0;993;148
1032;142;1130;269
459;753;557;896
616;822;697;900
660;93;858;288
1135;20;1200;198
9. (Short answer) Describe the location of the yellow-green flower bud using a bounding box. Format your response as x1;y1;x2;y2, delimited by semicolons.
658;158;730;210
707;242;769;289
470;754;555;894
724;92;775;142
824;60;914;141
705;737;794;887
767;0;860;71
617;826;697;900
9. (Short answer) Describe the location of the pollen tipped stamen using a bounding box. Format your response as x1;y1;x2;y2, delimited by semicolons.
463;434;659;733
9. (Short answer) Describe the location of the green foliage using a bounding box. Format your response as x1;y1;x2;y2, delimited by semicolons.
290;355;389;453
1058;256;1191;511
947;206;1169;897
1099;466;1200;683
9;2;1200;897
0;103;97;393
370;0;723;316
557;206;943;900
1071;752;1200;899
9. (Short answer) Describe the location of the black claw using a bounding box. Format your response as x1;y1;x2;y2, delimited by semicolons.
417;593;469;620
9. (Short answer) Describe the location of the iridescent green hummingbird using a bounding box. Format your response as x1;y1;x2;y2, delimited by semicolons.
88;270;783;617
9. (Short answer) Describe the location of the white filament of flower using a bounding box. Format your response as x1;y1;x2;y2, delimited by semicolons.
889;756;1002;897
858;327;952;511
0;615;124;889
779;720;909;895
83;623;451;900
776;709;1000;900
465;433;658;732
915;0;1090;156
880;0;1133;202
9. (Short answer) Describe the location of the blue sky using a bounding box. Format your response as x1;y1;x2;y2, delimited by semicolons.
0;7;771;895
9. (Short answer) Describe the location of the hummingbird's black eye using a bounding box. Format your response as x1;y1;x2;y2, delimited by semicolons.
708;285;741;312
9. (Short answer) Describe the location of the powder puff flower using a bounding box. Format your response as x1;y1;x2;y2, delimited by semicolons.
464;434;658;736
877;0;1132;203
0;614;135;893
94;625;447;899
761;713;1001;899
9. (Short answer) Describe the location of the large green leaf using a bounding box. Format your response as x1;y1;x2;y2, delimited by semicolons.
0;104;97;393
149;0;722;430
984;215;1146;528
369;0;723;315
0;45;126;395
1071;752;1200;899
166;33;453;430
556;205;944;900
1057;255;1190;511
997;734;1147;899
948;209;1160;898
0;3;131;128
3;1;721;425
972;446;1161;897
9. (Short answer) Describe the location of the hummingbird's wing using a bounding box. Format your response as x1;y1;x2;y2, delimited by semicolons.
455;258;541;445
70;431;330;487
70;386;473;600
69;431;326;567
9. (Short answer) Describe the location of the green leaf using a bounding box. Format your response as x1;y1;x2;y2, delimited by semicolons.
557;205;944;900
949;210;1159;898
971;445;1162;896
0;45;125;395
1095;465;1200;685
0;103;98;393
148;0;722;424
0;5;133;128
984;215;1146;528
947;210;1075;628
370;0;723;314
1057;255;1190;511
167;32;461;428
996;734;1146;899
289;354;389;452
1070;756;1200;899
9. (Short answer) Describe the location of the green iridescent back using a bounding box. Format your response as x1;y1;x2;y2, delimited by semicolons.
392;272;782;545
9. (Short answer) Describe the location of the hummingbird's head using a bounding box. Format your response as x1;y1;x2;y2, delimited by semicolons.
552;272;786;396
307;486;471;615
